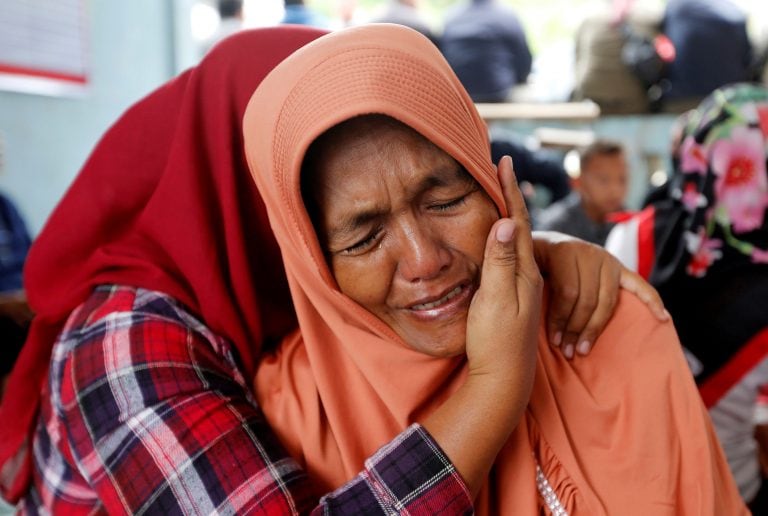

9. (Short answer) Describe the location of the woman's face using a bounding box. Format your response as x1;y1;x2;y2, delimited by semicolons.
305;116;498;357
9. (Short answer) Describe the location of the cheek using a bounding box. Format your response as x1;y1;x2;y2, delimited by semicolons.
331;257;392;310
446;206;497;263
582;181;602;199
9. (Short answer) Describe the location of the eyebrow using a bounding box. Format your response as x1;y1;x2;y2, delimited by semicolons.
329;209;386;243
326;165;474;244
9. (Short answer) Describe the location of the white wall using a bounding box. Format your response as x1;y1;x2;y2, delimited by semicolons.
0;0;177;235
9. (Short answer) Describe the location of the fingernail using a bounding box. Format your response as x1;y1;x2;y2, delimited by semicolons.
496;219;514;243
662;309;671;320
564;344;574;359
577;340;591;355
552;331;562;346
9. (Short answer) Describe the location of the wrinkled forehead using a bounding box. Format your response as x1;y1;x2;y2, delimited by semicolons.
301;114;482;195
300;114;470;203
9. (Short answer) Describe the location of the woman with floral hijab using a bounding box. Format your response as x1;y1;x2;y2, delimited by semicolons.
607;83;768;510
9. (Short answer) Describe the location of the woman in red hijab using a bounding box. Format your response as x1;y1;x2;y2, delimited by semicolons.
1;26;665;513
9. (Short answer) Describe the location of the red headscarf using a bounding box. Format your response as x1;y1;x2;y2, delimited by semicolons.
0;26;324;501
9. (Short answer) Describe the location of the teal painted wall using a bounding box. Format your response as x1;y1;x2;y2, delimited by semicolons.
0;0;177;235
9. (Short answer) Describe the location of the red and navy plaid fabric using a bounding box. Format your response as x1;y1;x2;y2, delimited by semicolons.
20;286;471;515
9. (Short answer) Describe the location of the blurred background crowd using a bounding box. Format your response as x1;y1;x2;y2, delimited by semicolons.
2;0;768;511
190;0;768;246
3;0;768;235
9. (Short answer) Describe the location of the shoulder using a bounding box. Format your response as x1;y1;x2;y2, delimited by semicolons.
59;285;226;361
65;285;208;334
53;285;246;414
540;289;685;377
535;289;690;408
532;289;747;513
583;290;687;381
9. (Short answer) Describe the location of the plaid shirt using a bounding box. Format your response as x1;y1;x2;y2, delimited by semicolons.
21;286;472;515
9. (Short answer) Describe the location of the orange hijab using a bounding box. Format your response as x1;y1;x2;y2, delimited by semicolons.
244;24;745;515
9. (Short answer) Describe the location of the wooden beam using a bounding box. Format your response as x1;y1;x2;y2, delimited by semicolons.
475;101;600;121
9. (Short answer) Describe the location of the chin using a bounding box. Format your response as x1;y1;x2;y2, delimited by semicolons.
407;334;467;358
393;316;469;358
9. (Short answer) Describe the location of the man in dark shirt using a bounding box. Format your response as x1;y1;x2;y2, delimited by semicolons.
441;0;532;102
663;0;752;105
490;138;571;205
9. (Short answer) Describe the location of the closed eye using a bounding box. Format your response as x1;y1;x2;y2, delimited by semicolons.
429;194;469;212
341;227;383;255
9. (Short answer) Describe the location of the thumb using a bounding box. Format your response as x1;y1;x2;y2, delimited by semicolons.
478;218;517;297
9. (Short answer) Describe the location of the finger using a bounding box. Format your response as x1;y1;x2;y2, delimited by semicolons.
477;217;518;308
574;260;620;355
467;213;542;380
545;255;580;348
498;156;536;273
619;268;670;321
559;255;600;357
478;215;544;317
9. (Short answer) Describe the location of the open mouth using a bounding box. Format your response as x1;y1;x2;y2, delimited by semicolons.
410;284;465;311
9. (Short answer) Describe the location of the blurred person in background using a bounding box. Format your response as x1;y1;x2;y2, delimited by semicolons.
0;191;32;402
281;0;329;28
370;0;437;45
537;139;628;246
199;0;245;57
572;0;663;114
440;0;532;103
212;0;244;42
336;0;359;28
490;137;572;219
662;0;752;112
605;84;768;512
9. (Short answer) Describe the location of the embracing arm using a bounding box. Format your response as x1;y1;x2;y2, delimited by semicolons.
531;230;668;358
49;189;665;512
51;287;470;515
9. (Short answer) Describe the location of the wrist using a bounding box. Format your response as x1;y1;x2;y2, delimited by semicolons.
465;363;534;419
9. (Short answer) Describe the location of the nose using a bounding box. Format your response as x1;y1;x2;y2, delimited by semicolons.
393;217;451;283
611;184;627;203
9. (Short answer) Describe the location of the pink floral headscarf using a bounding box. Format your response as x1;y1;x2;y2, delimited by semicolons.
658;83;768;281
647;83;768;417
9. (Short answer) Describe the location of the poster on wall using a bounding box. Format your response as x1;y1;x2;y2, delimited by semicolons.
0;0;88;96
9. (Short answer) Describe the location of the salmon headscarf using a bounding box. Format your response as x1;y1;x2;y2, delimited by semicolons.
245;24;745;514
0;26;325;502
